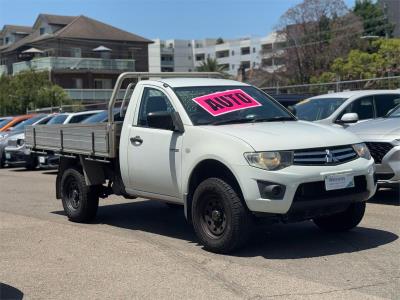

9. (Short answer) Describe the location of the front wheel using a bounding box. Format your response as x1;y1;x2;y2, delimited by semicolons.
192;178;252;254
60;168;99;223
313;201;366;232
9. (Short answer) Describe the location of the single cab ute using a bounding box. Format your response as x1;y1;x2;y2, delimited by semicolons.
26;72;377;253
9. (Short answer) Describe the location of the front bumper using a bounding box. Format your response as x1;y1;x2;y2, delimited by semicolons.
233;157;376;215
374;145;400;186
4;146;30;165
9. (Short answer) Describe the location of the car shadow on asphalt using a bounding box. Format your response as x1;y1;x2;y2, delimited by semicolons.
368;188;399;206
52;199;398;259
0;283;24;300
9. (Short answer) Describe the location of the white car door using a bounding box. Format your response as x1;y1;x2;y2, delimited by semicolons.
126;85;183;198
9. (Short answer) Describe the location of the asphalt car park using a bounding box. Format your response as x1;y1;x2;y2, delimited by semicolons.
0;167;399;299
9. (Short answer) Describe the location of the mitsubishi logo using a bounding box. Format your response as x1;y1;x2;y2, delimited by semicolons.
325;149;338;163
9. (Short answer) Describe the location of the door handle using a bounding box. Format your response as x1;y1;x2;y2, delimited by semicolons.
130;136;143;145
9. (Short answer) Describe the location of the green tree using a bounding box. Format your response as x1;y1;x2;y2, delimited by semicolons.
277;0;364;84
0;70;71;115
311;38;400;84
197;58;228;73
354;0;394;38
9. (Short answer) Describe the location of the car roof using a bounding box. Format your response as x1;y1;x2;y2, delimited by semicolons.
59;110;102;116
152;78;250;88
309;90;400;99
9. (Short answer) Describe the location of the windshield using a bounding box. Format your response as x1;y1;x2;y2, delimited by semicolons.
173;86;294;125
294;97;347;121
13;115;45;130
0;118;12;128
82;110;124;124
387;105;400;118
48;114;68;125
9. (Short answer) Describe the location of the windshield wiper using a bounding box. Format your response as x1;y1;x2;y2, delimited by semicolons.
252;116;295;122
211;117;257;125
211;116;294;125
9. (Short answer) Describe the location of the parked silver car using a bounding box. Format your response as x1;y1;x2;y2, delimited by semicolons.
348;105;400;189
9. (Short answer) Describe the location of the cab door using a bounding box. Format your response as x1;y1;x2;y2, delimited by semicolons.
125;86;183;198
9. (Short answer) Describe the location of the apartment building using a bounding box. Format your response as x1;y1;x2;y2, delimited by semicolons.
0;14;152;100
148;33;286;76
149;39;194;72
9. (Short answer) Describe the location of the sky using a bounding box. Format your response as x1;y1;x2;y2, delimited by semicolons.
0;0;356;40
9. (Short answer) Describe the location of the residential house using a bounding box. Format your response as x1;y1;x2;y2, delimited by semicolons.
0;14;152;101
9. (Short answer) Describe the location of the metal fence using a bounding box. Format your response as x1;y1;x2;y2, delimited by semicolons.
261;76;400;95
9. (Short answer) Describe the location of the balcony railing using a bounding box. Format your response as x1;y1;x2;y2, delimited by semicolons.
0;65;7;75
13;57;135;74
64;89;128;102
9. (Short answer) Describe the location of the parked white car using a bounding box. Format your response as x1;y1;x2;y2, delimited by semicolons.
26;73;377;253
47;110;102;125
293;90;400;126
348;105;400;189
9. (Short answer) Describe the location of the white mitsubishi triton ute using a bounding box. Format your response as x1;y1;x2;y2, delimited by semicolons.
26;72;377;253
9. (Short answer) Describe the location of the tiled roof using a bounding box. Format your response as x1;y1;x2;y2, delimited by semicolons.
1;14;152;53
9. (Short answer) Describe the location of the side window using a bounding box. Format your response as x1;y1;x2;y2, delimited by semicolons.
374;94;400;117
339;96;374;121
69;113;95;124
137;87;175;127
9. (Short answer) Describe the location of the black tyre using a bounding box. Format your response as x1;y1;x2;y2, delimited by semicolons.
313;202;366;232
0;153;5;168
192;177;252;254
25;156;38;171
60;168;99;223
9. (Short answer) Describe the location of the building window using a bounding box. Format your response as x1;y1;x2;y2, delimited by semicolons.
252;62;256;68
231;64;235;70
39;27;45;35
70;48;81;58
253;47;256;53
5;37;10;44
168;43;173;48
231;50;235;56
188;56;192;60
241;47;250;55
94;78;112;89
73;78;83;89
188;43;191;47
195;54;205;61
241;61;250;69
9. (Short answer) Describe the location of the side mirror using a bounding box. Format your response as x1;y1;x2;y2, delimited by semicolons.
147;111;185;133
338;113;359;124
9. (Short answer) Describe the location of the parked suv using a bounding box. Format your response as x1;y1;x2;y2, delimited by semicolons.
293;90;400;126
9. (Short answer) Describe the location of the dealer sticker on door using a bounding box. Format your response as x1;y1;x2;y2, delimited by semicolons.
192;89;262;116
325;173;355;191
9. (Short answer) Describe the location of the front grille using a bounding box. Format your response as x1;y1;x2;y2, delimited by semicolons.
294;175;367;202
7;140;17;147
365;142;394;164
293;145;357;165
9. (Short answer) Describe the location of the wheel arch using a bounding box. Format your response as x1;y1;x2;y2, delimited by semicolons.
184;158;247;223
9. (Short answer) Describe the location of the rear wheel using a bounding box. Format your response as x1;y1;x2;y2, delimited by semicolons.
60;168;99;223
25;156;38;170
192;178;252;254
313;202;366;232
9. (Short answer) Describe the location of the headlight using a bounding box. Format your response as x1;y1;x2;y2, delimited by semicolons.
0;134;9;141
353;143;371;160
244;151;293;170
17;138;25;146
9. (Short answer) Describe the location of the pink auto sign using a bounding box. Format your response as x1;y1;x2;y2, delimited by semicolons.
192;89;262;116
